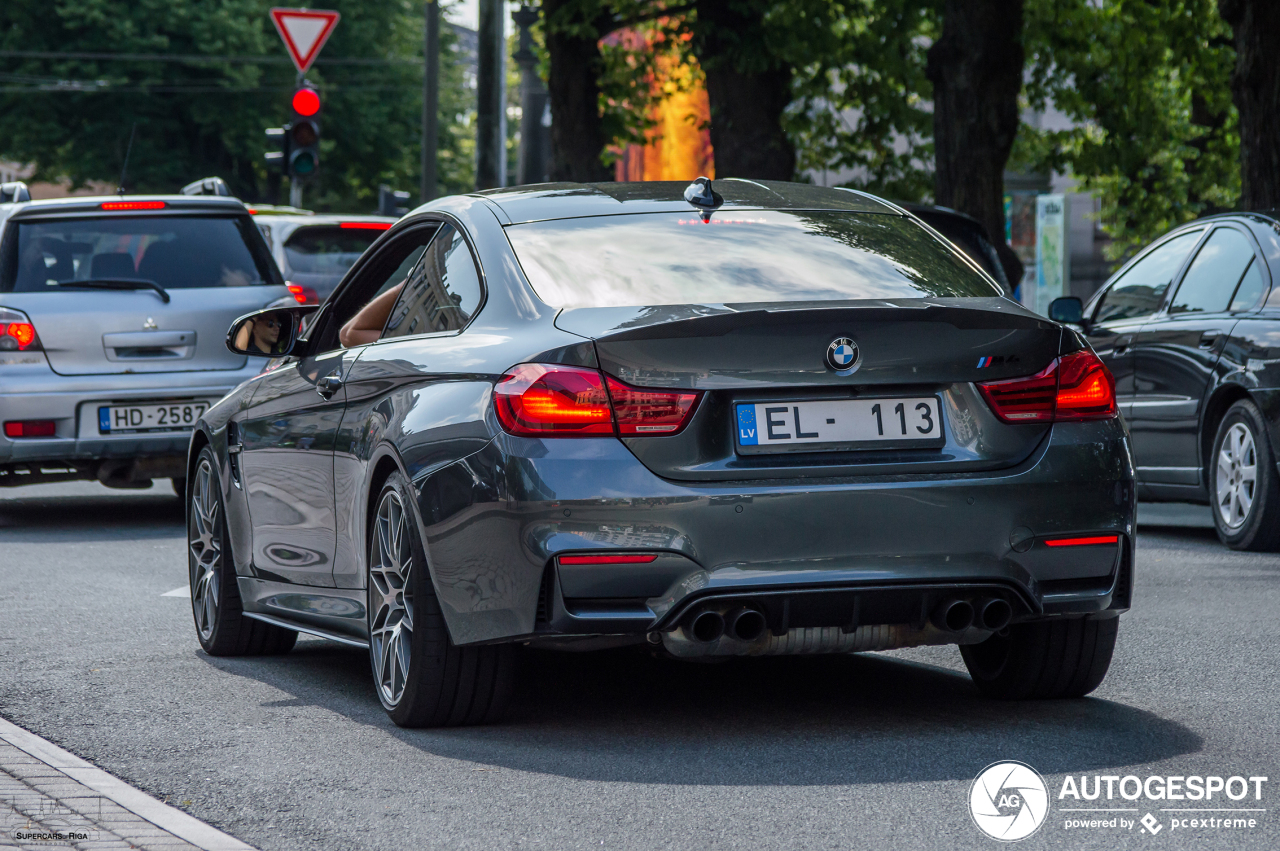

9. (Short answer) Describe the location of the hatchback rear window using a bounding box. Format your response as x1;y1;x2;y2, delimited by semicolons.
504;211;1002;308
283;225;380;280
0;215;281;293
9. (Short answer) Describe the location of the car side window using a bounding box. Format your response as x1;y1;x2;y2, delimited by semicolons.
1169;227;1257;315
381;224;482;339
1230;259;1266;312
1093;230;1203;323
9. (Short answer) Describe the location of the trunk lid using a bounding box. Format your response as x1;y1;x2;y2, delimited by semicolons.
556;298;1063;481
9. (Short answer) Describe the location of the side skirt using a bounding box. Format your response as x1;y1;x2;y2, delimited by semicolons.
241;611;370;649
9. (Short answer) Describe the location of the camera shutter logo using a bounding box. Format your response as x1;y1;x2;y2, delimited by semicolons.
969;761;1050;841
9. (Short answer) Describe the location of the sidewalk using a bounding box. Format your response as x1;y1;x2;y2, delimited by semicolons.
0;718;253;851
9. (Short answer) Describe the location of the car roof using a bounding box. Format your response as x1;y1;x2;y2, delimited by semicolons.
474;179;902;225
4;194;248;221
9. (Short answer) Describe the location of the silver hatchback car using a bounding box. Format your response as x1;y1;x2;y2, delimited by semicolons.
0;191;289;492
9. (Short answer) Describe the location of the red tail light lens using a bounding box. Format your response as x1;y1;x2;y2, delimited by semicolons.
340;221;392;230
494;364;615;436
606;376;701;435
100;201;166;211
558;554;658;565
4;420;56;438
1045;535;1120;547
0;309;41;352
978;350;1116;424
286;283;318;304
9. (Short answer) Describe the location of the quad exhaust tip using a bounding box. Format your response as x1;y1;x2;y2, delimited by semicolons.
932;599;974;632
979;598;1013;631
688;609;725;643
726;607;766;642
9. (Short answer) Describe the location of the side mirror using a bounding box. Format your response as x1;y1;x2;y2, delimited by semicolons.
226;306;316;357
1048;296;1084;325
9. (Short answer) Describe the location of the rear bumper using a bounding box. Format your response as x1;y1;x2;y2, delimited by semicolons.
413;418;1136;645
0;367;256;478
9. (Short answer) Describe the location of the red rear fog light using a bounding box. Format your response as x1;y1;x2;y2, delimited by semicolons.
1045;535;1120;548
4;420;56;438
558;554;659;565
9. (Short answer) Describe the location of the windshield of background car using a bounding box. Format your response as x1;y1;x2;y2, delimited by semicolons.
283;226;379;283
504;211;1002;308
0;215;282;293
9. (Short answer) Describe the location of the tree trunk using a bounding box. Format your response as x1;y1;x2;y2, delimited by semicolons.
1219;0;1280;210
543;0;614;183
926;0;1024;280
693;0;795;181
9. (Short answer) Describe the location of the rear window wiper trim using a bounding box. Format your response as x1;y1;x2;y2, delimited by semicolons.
54;278;171;303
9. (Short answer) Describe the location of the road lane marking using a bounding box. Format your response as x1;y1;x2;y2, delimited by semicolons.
161;586;190;597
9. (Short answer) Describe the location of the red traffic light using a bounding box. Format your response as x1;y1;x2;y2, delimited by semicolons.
292;87;321;117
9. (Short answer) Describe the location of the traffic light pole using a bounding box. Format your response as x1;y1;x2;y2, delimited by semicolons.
475;0;506;190
422;0;439;203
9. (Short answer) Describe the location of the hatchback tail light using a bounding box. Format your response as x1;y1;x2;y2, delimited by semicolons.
0;307;42;352
286;283;318;304
494;364;702;437
978;350;1116;424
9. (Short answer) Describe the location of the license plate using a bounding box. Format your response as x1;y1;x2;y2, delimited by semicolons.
735;397;944;454
98;401;209;434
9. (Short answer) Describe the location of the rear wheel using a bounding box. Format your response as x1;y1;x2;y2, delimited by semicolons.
1209;400;1280;551
188;447;297;656
367;472;515;727
960;616;1118;699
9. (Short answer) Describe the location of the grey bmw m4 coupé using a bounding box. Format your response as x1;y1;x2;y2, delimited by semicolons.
188;179;1134;727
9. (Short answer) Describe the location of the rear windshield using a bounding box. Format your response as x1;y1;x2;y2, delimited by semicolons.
504;211;1001;308
0;215;282;293
283;225;380;283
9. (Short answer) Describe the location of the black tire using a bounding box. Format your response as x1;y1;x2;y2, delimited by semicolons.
1209;400;1280;551
367;472;515;728
188;446;297;656
960;616;1118;699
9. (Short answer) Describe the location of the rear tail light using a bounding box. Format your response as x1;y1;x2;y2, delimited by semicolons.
4;420;56;438
606;376;701;434
494;364;615;436
0;308;41;352
978;350;1116;424
494;364;703;438
286;283;319;304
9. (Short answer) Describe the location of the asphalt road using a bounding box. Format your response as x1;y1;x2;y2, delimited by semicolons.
0;482;1276;850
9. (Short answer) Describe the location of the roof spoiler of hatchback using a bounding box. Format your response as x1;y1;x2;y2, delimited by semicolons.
181;177;233;197
0;181;31;203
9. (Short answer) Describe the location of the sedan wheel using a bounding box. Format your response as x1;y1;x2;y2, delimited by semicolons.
1210;400;1280;551
187;446;297;655
370;488;415;709
366;472;515;727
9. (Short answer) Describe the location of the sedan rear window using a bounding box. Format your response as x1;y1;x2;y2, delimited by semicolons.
283;226;380;280
504;211;1001;308
0;215;281;293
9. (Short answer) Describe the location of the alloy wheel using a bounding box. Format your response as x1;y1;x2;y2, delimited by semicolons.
370;489;415;708
1216;422;1258;529
189;458;221;641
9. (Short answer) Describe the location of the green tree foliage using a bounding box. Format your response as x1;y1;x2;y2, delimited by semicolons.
1020;0;1239;257
0;0;475;210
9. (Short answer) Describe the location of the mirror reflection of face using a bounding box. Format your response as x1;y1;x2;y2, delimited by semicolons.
245;311;289;355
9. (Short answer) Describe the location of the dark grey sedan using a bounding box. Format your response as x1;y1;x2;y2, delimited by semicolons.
187;180;1134;727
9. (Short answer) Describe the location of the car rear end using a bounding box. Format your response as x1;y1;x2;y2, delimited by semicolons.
259;215;394;305
482;201;1133;663
0;196;289;488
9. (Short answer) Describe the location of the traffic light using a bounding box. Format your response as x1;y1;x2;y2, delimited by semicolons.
288;85;321;178
264;126;288;175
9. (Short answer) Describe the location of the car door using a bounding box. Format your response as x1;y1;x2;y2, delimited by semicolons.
1129;224;1269;488
1083;228;1206;420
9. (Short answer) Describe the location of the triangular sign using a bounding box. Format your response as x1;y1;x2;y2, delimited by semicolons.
270;8;341;73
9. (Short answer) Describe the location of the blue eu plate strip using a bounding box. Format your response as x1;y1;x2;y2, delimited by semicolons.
736;405;758;446
98;407;110;433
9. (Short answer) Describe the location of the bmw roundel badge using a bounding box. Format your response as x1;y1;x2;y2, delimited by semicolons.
825;337;859;373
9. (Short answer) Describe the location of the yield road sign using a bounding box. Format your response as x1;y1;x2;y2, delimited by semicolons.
270;8;341;73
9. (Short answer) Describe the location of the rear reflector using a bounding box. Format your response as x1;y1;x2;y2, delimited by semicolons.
606;376;701;435
4;420;55;438
1044;535;1120;548
100;201;166;211
494;363;614;436
978;350;1116;424
341;221;392;230
558;554;659;565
